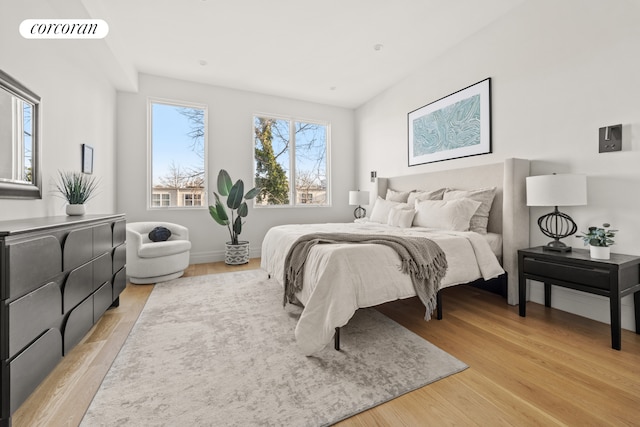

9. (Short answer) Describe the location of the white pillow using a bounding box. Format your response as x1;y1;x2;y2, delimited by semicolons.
443;187;496;234
385;188;410;202
406;188;445;205
369;197;410;223
387;207;416;228
413;198;482;231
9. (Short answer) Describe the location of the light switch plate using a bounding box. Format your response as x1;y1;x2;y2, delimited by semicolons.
599;124;622;153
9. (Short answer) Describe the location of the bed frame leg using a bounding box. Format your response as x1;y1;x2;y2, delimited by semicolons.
334;327;340;351
436;291;443;320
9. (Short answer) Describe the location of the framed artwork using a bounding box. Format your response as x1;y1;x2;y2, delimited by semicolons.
408;78;491;166
82;144;94;174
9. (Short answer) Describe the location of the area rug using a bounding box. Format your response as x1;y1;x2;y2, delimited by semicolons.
81;269;467;427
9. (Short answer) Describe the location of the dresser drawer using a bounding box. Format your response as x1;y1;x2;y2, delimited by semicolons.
93;253;112;292
5;236;62;300
93;223;113;258
7;281;63;359
63;227;94;270
63;295;94;354
113;267;126;299
112;219;126;246
93;281;113;323
63;262;93;313
523;258;610;290
112;242;126;273
8;328;62;413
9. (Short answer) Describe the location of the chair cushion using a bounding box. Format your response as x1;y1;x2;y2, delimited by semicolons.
148;226;172;242
138;240;192;258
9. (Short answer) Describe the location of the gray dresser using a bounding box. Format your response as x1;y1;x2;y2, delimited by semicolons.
0;214;126;427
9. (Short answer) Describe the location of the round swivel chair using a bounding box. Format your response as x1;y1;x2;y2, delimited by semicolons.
126;222;192;284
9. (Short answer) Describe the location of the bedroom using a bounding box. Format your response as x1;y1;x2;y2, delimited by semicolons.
1;0;639;425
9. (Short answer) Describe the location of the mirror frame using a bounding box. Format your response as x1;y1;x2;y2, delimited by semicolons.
0;69;42;199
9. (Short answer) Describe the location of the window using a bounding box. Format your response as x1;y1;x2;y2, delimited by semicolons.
253;115;329;206
300;193;313;204
149;99;207;208
11;98;33;182
152;193;170;207
183;193;202;207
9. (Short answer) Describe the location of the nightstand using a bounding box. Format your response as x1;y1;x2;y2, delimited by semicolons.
518;246;640;350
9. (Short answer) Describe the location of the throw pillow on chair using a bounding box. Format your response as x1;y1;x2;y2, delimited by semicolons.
148;226;172;242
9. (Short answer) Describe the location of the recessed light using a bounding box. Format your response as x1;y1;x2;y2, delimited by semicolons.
373;43;383;51
199;59;207;66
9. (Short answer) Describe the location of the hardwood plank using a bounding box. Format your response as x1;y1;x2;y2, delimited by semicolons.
11;261;640;426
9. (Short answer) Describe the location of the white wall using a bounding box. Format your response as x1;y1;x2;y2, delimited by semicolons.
355;0;640;331
116;74;355;263
0;1;118;220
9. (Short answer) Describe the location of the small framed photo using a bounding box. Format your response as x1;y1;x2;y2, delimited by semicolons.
82;144;94;174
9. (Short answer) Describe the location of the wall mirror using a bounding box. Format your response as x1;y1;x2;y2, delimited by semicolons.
0;69;41;199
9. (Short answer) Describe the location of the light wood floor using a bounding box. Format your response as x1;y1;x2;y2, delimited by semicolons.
13;259;640;426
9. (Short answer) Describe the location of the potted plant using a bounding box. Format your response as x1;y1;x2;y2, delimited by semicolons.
209;169;260;265
576;223;617;259
55;171;99;216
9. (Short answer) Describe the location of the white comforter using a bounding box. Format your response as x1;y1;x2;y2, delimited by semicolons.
261;222;504;355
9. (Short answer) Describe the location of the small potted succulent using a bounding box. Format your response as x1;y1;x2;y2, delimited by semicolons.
576;223;617;259
208;169;260;265
55;171;99;216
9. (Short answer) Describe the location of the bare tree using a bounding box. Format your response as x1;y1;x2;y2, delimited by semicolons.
158;161;188;189
179;107;205;184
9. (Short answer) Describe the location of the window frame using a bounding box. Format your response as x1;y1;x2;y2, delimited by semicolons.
252;113;331;208
147;97;208;210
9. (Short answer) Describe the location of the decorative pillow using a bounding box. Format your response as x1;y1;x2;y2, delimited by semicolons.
385;188;410;203
387;207;416;228
407;188;445;205
148;226;172;242
413;198;481;231
369;197;410;223
443;187;496;234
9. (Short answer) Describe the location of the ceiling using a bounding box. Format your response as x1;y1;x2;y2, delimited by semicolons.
83;0;524;108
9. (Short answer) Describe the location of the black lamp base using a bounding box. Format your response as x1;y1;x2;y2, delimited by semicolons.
538;207;577;253
543;239;572;252
353;206;366;219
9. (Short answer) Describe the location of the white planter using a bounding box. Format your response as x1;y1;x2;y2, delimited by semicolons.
225;241;250;265
589;245;610;260
66;204;86;216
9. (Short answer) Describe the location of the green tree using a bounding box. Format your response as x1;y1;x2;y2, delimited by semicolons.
254;118;289;204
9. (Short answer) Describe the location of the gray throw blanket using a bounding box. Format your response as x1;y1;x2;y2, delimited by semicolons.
283;233;448;320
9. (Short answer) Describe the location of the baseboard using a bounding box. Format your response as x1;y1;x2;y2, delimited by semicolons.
528;280;636;332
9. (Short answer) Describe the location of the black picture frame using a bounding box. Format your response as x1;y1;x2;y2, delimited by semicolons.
82;144;94;174
408;78;491;166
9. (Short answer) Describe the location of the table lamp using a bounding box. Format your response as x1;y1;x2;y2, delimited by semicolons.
348;190;369;219
526;173;587;252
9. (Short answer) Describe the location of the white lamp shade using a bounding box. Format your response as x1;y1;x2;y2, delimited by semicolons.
349;190;370;205
526;174;587;206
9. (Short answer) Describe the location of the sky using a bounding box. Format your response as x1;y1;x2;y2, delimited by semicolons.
151;102;204;186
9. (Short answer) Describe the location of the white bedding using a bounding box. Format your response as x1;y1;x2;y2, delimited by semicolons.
261;222;504;355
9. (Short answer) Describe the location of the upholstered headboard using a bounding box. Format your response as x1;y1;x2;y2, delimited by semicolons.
375;158;530;305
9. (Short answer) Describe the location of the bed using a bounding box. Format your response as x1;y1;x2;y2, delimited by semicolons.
261;158;530;355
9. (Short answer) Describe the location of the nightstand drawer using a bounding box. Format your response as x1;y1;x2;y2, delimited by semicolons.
523;258;610;290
